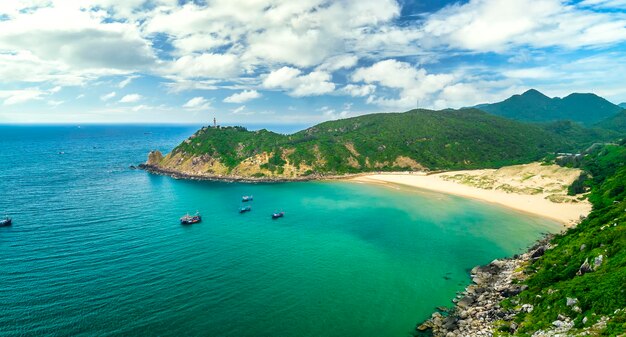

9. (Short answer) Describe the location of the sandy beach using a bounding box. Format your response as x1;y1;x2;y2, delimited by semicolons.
351;163;592;226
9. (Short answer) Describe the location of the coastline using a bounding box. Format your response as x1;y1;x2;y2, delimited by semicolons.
138;163;371;183
350;171;591;226
140;162;591;225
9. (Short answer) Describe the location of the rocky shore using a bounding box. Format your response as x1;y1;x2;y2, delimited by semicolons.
416;237;554;336
138;163;369;183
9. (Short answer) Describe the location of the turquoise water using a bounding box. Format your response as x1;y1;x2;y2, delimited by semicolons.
0;126;561;336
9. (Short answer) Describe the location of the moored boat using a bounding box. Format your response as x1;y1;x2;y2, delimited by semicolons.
239;206;251;213
180;212;201;225
271;211;284;219
0;216;11;227
242;195;253;202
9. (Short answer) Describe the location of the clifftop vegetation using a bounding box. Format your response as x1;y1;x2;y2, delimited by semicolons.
155;108;587;179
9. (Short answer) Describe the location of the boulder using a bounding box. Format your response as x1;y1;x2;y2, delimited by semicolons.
531;246;546;258
147;150;164;165
594;255;603;270
577;258;592;276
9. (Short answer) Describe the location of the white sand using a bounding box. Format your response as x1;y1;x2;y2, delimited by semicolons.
351;164;592;226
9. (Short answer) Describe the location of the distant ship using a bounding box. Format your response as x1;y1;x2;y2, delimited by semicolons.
239;206;251;213
180;212;201;225
242;195;253;202
271;212;284;219
0;216;11;227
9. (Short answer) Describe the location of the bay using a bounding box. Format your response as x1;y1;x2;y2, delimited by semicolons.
0;125;560;337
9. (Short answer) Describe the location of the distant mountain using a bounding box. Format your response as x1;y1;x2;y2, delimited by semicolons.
596;110;626;133
477;89;623;125
619;102;626;108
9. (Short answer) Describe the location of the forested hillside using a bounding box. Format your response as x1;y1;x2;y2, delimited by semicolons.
146;108;577;179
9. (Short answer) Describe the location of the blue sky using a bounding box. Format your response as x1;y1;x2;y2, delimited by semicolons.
0;0;626;124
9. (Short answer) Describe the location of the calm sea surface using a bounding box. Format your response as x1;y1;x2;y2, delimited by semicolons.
0;125;561;337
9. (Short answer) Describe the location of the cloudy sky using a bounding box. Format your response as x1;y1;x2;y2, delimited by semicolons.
1;0;626;124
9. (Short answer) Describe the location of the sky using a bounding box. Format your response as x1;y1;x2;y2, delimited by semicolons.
1;0;626;125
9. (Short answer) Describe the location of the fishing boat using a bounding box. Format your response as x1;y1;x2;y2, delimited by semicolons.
242;195;253;202
271;211;284;219
0;216;11;227
239;206;251;213
180;212;201;225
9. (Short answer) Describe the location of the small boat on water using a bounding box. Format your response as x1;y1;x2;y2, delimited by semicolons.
239;206;251;213
271;211;284;219
180;212;201;225
242;195;253;202
0;216;12;227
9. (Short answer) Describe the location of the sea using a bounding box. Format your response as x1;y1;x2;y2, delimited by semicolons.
0;125;561;337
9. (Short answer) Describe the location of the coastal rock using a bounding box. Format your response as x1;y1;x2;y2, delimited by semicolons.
577;258;592;276
531;245;547;259
147;150;164;165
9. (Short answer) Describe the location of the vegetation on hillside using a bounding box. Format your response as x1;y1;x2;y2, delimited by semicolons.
497;142;626;335
169;109;576;176
596;110;626;134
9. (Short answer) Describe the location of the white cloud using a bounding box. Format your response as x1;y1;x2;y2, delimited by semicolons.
352;59;455;109
230;105;256;115
317;54;359;72
580;0;626;9
118;75;140;88
145;0;403;69
0;4;155;71
263;67;335;97
503;67;559;79
119;94;142;103
422;0;626;52
166;53;240;79
223;90;261;103
232;106;247;114
183;96;212;110
131;104;149;112
0;89;47;106
341;84;376;97
47;100;64;107
100;91;116;101
319;106;349;120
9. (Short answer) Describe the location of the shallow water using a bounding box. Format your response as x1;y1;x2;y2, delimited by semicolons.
0;125;561;336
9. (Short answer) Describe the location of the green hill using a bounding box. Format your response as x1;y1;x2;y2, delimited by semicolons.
477;89;623;125
144;108;576;179
596;110;626;133
497;142;626;335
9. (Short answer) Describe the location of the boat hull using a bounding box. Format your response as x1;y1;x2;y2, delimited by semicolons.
180;215;201;225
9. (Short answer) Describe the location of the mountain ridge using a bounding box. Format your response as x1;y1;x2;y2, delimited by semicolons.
477;89;623;125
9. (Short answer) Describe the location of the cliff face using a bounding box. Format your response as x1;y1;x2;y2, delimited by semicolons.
143;146;317;180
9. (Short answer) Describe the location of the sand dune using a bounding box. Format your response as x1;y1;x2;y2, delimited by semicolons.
352;163;592;226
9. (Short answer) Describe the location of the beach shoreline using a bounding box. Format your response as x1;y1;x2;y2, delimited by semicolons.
141;161;592;226
350;168;592;226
